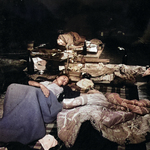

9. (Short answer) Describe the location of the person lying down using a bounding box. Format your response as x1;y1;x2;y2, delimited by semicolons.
0;73;104;149
0;74;124;150
0;74;82;150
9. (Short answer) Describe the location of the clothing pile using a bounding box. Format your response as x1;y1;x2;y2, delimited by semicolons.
57;92;150;148
80;63;146;83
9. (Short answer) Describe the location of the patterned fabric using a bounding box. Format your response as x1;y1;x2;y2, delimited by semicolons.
33;121;65;150
0;85;130;150
57;92;135;148
101;114;150;145
106;93;150;115
33;121;64;150
56;84;150;148
81;63;115;77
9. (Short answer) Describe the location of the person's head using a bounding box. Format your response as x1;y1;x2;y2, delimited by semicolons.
53;74;69;86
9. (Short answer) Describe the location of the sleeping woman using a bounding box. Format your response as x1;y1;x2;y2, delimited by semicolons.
0;74;80;147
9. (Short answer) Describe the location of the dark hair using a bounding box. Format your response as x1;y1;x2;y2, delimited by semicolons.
58;72;69;77
57;73;71;84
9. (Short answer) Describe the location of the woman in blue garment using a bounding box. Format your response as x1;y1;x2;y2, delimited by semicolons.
0;74;80;147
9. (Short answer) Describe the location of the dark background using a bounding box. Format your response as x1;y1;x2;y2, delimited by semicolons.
0;0;150;65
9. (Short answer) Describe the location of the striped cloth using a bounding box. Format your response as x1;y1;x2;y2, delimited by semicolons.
136;82;150;100
94;83;128;99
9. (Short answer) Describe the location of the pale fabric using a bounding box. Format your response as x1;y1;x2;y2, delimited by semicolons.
80;63;145;78
40;81;63;98
143;67;150;77
76;78;94;89
57;93;134;147
39;134;58;150
57;91;150;148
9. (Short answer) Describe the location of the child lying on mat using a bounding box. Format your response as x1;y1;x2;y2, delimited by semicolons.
0;74;101;150
0;74;82;149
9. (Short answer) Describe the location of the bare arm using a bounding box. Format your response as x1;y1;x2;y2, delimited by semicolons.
28;80;50;97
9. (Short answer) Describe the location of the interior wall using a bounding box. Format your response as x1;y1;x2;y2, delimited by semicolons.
0;0;150;53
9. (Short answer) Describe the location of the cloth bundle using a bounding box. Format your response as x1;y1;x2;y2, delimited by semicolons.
57;92;150;147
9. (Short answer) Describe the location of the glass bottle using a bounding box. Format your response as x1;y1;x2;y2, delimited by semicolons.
82;40;87;55
27;50;34;74
122;49;128;65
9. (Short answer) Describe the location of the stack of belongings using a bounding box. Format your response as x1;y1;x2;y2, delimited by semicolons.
68;70;82;82
57;31;109;63
57;31;85;50
81;63;146;84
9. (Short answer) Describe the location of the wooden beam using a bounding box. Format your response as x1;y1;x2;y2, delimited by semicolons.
76;57;110;63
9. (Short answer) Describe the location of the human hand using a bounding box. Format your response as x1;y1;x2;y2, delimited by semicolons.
40;84;50;97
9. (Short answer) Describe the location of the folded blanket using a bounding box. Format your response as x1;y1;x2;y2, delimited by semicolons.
0;84;62;145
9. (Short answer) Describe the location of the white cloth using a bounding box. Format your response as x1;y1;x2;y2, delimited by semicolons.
76;78;94;89
33;57;47;71
40;81;63;98
39;134;58;150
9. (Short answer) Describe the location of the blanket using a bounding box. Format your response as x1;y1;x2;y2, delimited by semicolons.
0;83;62;145
31;85;130;150
106;93;150;115
57;31;85;49
57;92;150;148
